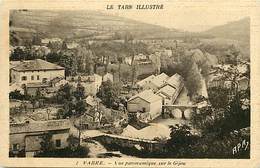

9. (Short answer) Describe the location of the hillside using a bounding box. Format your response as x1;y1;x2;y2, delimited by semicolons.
202;17;250;43
9;10;171;43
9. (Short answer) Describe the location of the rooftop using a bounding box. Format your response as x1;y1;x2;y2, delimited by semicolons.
150;73;169;88
165;73;183;88
10;119;70;134
11;59;65;71
128;89;162;103
157;85;177;98
136;75;155;87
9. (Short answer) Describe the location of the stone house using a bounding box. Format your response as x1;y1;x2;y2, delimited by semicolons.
127;89;162;123
9;119;70;157
10;59;65;87
68;74;102;96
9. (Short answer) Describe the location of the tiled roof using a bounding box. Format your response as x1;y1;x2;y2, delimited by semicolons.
157;85;176;98
11;59;64;71
10;119;70;134
165;73;183;88
9;61;21;69
136;75;155;87
129;89;162;103
150;73;169;88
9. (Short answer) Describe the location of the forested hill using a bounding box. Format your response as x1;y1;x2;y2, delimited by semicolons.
201;17;250;43
9;10;171;41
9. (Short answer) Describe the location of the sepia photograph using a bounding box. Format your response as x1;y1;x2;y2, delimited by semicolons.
7;8;251;159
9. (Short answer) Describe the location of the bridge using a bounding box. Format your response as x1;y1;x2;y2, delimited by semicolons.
89;133;165;153
162;104;198;119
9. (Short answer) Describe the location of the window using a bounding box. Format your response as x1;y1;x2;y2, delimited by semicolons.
142;107;146;112
37;75;40;80
12;143;19;151
21;76;27;81
31;75;34;80
55;139;61;148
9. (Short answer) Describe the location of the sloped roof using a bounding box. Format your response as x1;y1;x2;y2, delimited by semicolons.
150;73;169;88
10;119;70;134
129;89;162;103
10;61;21;69
136;75;155;87
165;73;183;88
157;85;176;98
11;59;64;71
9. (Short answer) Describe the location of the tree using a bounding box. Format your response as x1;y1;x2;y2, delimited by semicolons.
32;34;41;45
74;83;85;100
75;100;86;115
46;52;61;63
117;56;124;81
162;53;202;98
97;80;122;108
59;52;78;76
208;86;230;109
75;47;95;74
39;132;53;153
9;90;24;100
166;124;199;158
56;83;74;103
67;135;79;151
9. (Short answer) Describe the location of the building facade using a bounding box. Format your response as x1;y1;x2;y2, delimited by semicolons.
127;90;162;123
9;119;70;157
10;59;65;87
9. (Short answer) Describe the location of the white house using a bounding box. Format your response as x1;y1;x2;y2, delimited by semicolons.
68;74;102;96
125;57;132;65
127;89;162;123
10;59;65;87
41;38;62;45
103;73;113;82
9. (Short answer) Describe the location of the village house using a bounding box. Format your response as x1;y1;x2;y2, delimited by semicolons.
10;59;65;87
67;41;79;49
124;54;148;65
41;38;62;46
124;56;132;65
67;74;102;96
9;119;70;157
80;112;103;130
31;45;51;57
103;73;114;82
85;95;102;109
127;89;162;123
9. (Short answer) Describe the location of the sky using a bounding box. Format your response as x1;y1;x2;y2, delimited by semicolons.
97;1;250;32
10;0;251;33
